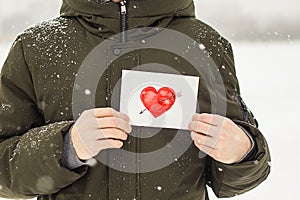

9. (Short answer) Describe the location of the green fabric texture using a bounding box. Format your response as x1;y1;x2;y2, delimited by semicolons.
60;0;195;37
0;0;270;199
61;0;194;18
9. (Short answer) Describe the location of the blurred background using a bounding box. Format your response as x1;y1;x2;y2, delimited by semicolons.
0;0;300;200
1;0;300;42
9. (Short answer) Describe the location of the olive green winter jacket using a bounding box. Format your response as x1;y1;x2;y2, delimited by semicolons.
0;0;270;199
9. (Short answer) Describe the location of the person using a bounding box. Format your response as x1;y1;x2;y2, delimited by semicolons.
0;0;270;199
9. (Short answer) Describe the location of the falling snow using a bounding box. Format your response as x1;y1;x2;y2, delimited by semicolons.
0;14;299;199
86;158;98;167
199;43;206;50
156;186;162;191
85;89;92;95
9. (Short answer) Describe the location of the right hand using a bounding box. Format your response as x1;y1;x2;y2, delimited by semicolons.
70;107;132;160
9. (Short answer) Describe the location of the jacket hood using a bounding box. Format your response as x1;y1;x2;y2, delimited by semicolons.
60;0;195;38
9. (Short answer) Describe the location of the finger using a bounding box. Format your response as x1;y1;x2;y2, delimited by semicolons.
97;117;132;133
192;113;224;126
112;111;130;122
96;139;124;151
191;131;218;149
192;113;215;125
189;121;211;135
92;108;130;122
193;140;216;156
96;128;128;141
189;121;222;138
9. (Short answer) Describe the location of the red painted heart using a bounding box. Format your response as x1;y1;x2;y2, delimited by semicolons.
140;86;176;118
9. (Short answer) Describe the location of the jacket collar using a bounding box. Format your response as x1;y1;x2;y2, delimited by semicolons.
61;0;195;18
60;0;195;38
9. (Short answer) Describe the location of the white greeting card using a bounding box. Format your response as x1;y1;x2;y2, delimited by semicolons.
120;70;199;130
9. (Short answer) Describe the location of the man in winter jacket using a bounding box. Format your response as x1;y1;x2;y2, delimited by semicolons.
0;0;270;199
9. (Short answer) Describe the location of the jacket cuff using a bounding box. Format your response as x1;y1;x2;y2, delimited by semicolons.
61;129;87;169
237;125;257;163
61;128;98;170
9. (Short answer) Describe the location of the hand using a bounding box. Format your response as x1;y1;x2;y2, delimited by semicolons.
189;113;251;164
71;108;132;160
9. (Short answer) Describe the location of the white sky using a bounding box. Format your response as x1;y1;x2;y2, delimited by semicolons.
0;0;299;18
195;0;300;19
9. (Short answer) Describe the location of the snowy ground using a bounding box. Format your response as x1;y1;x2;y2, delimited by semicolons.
0;41;300;200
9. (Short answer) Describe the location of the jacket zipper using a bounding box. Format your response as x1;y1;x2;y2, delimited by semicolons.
120;0;128;43
94;0;128;42
120;1;141;199
118;2;141;198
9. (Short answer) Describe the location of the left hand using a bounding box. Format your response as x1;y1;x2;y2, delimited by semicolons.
189;113;251;164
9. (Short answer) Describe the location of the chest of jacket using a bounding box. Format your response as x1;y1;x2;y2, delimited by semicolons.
21;17;219;199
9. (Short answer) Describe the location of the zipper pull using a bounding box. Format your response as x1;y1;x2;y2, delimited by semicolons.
120;0;127;15
119;0;128;43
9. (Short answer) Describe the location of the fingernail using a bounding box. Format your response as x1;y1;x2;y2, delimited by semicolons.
124;114;130;121
128;125;132;133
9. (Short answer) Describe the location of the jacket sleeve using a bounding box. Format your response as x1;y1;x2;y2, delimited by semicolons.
0;36;88;199
205;41;271;198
